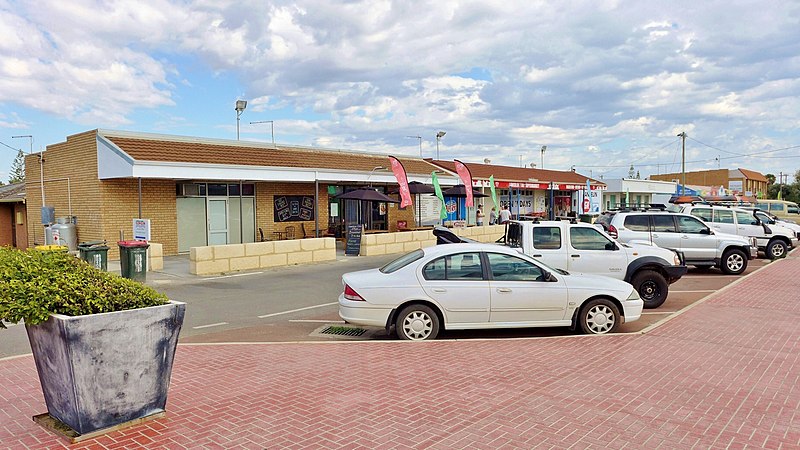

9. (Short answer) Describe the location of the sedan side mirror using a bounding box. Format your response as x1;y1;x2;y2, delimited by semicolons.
605;242;618;251
543;270;556;282
700;228;711;235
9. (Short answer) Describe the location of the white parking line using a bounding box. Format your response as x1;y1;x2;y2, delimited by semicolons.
641;311;675;315
289;319;346;324
192;322;229;329
202;272;264;281
258;302;338;319
670;290;717;293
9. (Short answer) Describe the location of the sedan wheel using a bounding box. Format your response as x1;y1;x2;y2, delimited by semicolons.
579;299;620;335
396;304;440;341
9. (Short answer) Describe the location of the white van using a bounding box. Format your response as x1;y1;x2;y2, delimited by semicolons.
754;200;799;222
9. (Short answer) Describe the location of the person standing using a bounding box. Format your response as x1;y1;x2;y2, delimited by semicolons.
489;207;497;225
476;205;485;226
499;205;511;224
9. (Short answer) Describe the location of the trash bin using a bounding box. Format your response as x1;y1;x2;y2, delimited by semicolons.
78;241;110;271
118;240;149;282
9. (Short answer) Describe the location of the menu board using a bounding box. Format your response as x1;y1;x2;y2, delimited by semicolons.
345;224;363;256
274;195;315;222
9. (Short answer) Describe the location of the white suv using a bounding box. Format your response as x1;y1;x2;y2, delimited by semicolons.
676;205;796;259
596;210;758;275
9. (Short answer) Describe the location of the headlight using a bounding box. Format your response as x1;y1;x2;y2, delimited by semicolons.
626;289;640;301
673;252;681;265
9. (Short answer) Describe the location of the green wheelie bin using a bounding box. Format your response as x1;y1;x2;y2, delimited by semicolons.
78;241;110;271
118;240;150;282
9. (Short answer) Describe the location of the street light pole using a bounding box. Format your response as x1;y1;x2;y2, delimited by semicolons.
235;100;247;140
435;131;446;160
677;132;687;195
540;145;546;169
406;135;422;157
250;120;275;145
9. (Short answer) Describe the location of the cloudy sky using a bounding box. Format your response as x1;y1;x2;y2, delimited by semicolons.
1;0;799;183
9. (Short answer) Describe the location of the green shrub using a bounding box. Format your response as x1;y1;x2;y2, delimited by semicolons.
0;246;169;329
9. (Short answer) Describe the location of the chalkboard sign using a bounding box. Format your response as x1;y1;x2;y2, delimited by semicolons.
345;224;363;256
274;195;315;222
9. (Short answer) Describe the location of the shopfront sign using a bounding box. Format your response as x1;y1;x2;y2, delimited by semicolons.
274;195;314;222
474;180;606;191
133;218;151;241
345;224;363;256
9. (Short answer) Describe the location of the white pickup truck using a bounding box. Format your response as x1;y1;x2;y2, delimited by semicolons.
503;220;687;309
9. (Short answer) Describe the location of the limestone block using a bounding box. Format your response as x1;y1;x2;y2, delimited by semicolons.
191;259;230;275
260;253;287;268
148;243;163;257
412;230;433;241
190;246;213;262
421;239;437;248
149;255;164;271
230;256;260;271
394;232;412;243
403;241;422;251
245;242;274;256
363;234;377;245
363;244;386;256
376;233;395;245
300;238;325;251
313;248;337;261
213;244;245;259
287;251;314;265
324;238;336;249
273;239;302;254
385;242;405;254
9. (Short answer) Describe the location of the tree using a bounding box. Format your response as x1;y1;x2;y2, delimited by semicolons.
8;149;24;184
765;173;776;185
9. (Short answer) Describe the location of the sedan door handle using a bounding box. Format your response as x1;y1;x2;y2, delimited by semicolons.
570;254;580;258
432;288;446;293
496;288;512;293
532;254;542;257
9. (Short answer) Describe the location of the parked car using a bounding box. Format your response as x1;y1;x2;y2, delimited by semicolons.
749;209;800;238
497;220;686;309
596;209;757;274
674;204;796;259
339;243;643;340
753;199;799;222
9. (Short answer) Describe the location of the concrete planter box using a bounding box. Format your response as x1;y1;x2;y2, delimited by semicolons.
25;301;185;436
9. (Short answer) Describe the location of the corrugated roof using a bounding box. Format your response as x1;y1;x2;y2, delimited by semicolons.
103;133;444;176
737;168;768;182
0;182;25;202
428;160;604;185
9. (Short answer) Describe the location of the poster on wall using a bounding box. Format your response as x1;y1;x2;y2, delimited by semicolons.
274;195;315;222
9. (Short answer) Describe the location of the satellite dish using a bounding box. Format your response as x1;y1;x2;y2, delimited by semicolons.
484;158;491;164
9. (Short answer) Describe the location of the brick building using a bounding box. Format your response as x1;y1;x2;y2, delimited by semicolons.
649;168;769;198
0;182;27;248
24;130;455;258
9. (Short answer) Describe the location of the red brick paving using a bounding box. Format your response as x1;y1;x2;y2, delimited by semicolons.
1;257;799;449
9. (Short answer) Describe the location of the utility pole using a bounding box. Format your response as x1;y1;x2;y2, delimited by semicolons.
250;120;274;145
677;132;687;194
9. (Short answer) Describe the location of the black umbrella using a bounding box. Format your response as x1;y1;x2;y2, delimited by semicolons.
442;185;489;198
335;187;399;203
389;181;435;195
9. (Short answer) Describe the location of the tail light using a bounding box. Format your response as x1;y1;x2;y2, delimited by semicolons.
608;224;618;239
343;284;365;301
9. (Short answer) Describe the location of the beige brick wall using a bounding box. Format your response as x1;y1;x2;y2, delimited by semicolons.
25;130;103;249
360;224;506;256
189;237;336;275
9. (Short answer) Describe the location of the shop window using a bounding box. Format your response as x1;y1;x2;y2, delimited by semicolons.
228;184;240;196
242;184;255;196
208;184;227;196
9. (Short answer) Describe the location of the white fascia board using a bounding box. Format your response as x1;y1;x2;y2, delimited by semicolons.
97;134;135;178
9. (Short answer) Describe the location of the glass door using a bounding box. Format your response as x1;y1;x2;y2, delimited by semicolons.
208;198;228;245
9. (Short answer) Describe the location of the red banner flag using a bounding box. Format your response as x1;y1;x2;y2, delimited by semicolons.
388;156;412;208
454;159;474;207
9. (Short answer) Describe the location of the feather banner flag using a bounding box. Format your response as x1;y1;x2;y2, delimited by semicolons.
388;156;412;208
431;171;447;219
489;175;498;208
453;159;474;207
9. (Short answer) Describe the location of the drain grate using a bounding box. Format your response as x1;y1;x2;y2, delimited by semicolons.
319;325;368;337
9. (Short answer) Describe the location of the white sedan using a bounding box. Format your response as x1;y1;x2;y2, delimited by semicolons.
339;243;643;341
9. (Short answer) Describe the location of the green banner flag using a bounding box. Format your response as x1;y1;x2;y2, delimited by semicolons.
489;175;498;208
431;171;447;219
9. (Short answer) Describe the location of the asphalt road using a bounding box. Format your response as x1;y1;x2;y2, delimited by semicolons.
0;248;787;358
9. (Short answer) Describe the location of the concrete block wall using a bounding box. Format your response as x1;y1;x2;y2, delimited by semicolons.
147;243;163;271
360;225;506;256
189;237;337;275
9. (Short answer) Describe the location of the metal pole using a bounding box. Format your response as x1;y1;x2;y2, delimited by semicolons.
678;132;686;195
314;173;319;238
239;180;243;243
138;178;142;218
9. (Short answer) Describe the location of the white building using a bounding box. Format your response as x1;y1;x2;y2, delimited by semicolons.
602;178;678;210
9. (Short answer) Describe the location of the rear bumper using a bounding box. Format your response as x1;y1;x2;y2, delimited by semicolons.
338;295;393;328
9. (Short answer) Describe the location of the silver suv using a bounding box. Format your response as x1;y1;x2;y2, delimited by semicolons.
675;204;796;259
596;210;758;275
